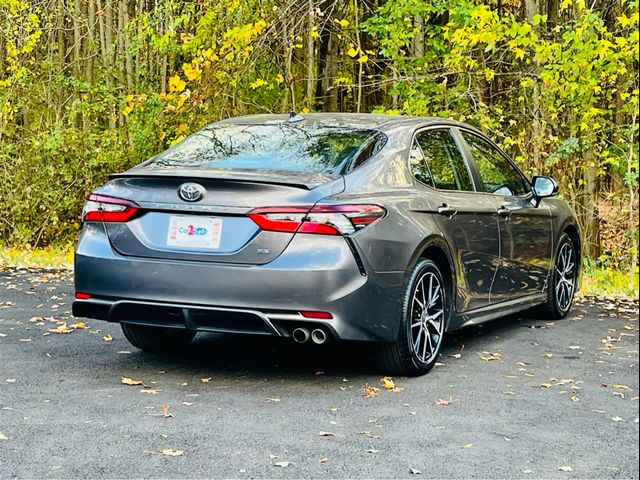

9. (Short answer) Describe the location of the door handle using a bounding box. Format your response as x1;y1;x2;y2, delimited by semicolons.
437;204;458;218
496;206;512;218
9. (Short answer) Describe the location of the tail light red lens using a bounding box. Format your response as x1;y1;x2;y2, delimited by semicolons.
248;204;385;236
82;194;140;223
300;310;333;319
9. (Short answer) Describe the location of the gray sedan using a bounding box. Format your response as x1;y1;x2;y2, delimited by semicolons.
73;113;581;375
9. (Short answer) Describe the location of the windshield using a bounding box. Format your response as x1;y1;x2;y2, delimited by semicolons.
147;124;386;174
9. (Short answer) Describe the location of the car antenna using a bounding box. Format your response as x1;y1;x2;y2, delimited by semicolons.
288;110;304;123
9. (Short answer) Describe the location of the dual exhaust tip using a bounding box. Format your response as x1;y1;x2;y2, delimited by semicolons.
292;327;327;344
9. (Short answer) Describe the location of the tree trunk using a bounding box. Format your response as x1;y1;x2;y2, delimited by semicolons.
305;0;315;109
412;15;424;58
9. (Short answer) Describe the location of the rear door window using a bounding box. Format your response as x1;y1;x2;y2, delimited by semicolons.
415;129;474;191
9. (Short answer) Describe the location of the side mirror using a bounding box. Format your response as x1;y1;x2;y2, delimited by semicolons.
532;176;559;205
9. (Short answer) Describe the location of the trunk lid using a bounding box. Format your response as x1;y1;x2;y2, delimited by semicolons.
96;170;344;265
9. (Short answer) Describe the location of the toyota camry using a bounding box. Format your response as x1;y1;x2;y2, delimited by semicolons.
73;113;581;375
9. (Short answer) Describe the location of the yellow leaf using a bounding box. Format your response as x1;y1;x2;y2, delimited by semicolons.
102;333;113;342
48;323;73;334
250;78;267;89
381;377;395;390
182;63;202;81
346;47;358;58
275;73;284;84
71;322;87;329
168;75;186;93
121;377;144;386
310;28;319;39
462;443;473;448
335;18;349;27
613;384;632;391
357;55;368;63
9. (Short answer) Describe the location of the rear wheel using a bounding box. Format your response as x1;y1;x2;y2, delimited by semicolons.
538;233;577;319
121;323;196;353
375;259;448;376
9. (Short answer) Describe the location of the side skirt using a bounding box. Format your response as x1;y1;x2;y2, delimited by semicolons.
448;293;547;331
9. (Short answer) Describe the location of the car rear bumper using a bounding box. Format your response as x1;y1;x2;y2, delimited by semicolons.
73;223;405;342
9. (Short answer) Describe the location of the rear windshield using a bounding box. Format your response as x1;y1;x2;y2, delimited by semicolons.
148;124;386;173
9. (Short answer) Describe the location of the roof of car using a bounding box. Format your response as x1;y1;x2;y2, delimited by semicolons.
213;113;475;133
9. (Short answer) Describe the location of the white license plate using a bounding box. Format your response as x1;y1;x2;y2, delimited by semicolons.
166;215;223;249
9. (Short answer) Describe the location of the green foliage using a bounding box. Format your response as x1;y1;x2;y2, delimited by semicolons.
0;0;638;269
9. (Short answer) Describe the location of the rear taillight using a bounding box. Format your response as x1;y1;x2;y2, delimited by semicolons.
248;204;385;235
82;194;140;223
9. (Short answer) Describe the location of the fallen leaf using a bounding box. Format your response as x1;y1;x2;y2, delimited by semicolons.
265;397;280;402
145;448;184;456
162;404;174;418
319;457;328;463
102;334;113;342
318;431;336;437
480;351;502;361
48;323;73;334
182;402;194;406
0;432;8;440
462;443;473;449
381;377;395;390
435;396;457;406
557;466;573;472
363;386;380;398
314;371;326;376
612;384;632;391
409;467;422;475
570;395;580;402
540;383;552;388
611;416;623;422
274;461;292;467
71;322;87;329
201;377;211;383
140;389;160;394
121;377;144;386
367;447;379;453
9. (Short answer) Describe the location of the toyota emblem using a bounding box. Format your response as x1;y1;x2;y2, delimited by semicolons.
178;182;205;202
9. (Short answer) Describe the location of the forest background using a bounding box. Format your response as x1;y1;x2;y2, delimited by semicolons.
0;0;638;295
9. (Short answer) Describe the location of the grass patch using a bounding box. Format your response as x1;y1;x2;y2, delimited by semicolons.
580;263;639;299
0;246;74;269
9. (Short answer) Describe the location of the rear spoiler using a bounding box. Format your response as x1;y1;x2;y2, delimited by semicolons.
109;170;339;190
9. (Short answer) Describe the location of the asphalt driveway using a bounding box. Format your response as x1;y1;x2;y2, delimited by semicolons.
0;267;638;478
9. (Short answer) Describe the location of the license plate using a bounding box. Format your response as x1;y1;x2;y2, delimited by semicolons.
166;215;223;249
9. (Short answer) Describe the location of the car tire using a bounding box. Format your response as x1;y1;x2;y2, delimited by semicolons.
121;323;196;353
375;259;448;376
537;233;578;320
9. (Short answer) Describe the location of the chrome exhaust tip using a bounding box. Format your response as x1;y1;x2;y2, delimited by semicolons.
292;327;310;343
311;328;327;345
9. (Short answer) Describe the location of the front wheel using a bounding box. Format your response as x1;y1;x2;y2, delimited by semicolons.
121;323;196;353
538;233;578;319
375;259;448;376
